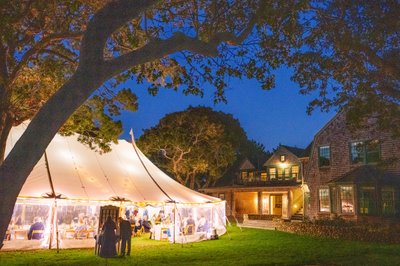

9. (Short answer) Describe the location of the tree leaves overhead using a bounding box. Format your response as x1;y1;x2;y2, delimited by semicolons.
290;0;400;136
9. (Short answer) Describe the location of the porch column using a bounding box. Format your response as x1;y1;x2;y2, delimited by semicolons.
230;190;236;216
258;191;263;215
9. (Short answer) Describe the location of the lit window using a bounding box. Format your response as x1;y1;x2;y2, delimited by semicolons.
241;171;248;180
280;155;286;162
350;142;365;164
318;146;331;167
382;188;395;216
284;168;290;179
318;188;330;212
350;140;380;164
277;168;284;179
260;172;267;181
340;186;354;214
248;171;254;181
291;165;299;179
269;168;276;180
358;187;376;215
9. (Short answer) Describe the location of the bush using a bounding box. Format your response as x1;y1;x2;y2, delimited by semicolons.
277;218;400;244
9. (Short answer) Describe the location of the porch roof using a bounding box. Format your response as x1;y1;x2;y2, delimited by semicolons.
329;165;400;186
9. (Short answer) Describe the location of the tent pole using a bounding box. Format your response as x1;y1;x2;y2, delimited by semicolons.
44;151;60;250
173;203;177;244
54;200;59;253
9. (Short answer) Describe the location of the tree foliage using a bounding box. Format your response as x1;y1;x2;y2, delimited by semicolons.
291;0;400;135
0;0;140;158
137;106;246;189
0;0;399;248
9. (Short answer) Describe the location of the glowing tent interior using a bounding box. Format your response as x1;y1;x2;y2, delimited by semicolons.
3;122;226;250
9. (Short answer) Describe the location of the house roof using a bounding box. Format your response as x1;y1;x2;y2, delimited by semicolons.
301;142;313;158
329;165;400;185
280;145;306;157
238;158;256;170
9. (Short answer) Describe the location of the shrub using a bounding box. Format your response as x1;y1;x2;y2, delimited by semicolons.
277;218;400;244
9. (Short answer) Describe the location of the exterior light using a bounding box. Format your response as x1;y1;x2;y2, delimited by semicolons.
279;162;288;169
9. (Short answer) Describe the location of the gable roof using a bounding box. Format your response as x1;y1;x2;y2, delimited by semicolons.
280;145;306;157
238;158;256;170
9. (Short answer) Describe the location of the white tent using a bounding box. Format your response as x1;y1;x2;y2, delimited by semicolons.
4;122;226;250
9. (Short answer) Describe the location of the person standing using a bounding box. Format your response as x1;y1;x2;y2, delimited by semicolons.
119;217;132;256
99;216;117;258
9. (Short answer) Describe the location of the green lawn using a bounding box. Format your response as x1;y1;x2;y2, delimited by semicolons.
1;226;399;266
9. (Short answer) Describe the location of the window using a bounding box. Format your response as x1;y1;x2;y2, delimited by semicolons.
318;188;330;212
260;172;267;181
284;168;290;179
291;165;299;179
340;186;354;214
269;168;276;180
366;140;380;163
248;171;254;181
241;171;248;180
280;155;286;162
358;187;376;215
382;188;395;216
277;168;284;179
350;140;380;164
318;146;331;167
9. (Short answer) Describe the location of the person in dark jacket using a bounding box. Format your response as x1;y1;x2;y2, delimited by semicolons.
99;216;117;258
118;217;132;256
27;217;45;240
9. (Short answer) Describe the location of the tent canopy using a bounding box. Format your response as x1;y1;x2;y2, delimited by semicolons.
6;122;219;204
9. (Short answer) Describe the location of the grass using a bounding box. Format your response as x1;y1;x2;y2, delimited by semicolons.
1;226;400;266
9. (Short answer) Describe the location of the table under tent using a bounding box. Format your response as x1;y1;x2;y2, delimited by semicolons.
3;122;226;251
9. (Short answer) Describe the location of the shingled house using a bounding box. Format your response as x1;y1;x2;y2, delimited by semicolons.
305;111;400;222
200;145;310;220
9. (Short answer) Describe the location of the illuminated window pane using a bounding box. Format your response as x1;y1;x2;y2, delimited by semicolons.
340;186;354;213
260;172;267;181
269;168;276;180
277;168;283;178
318;188;330;212
291;165;299;179
241;171;248;179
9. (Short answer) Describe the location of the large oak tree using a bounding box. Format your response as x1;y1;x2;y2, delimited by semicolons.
137;106;246;189
0;0;398;248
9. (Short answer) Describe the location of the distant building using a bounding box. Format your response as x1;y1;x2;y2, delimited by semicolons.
305;111;400;222
200;144;310;220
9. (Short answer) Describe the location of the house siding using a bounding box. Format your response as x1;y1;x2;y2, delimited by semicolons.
306;111;400;220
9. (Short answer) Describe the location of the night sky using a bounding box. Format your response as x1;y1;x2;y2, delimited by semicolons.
120;67;336;152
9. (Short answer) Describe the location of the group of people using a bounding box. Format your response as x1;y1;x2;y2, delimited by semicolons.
98;216;133;258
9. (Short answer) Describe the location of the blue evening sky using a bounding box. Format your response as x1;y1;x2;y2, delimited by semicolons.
120;68;336;152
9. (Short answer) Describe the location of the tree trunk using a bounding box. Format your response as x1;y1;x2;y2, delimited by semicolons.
0;66;105;249
0;110;12;161
189;173;195;190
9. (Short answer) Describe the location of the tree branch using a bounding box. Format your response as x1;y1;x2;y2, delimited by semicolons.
8;32;83;86
79;0;160;66
40;49;78;65
104;32;220;77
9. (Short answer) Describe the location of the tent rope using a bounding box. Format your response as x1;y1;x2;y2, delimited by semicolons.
66;138;89;198
93;152;119;198
129;129;174;202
